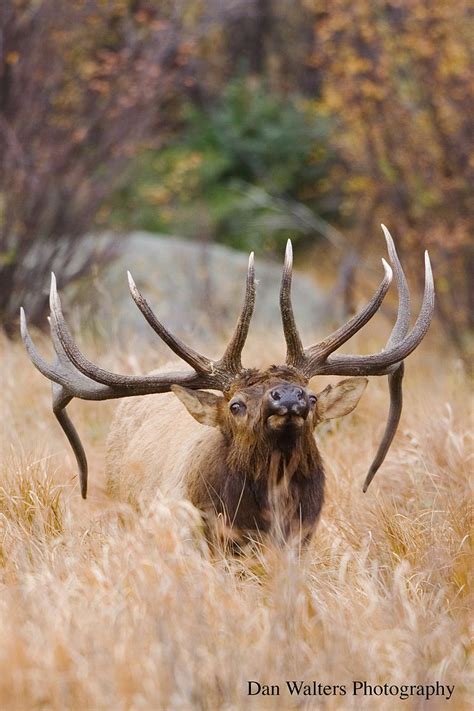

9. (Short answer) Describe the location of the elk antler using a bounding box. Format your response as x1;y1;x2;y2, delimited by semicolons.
280;226;435;489
21;253;256;498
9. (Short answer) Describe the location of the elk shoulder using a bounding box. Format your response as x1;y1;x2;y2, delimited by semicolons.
105;364;224;510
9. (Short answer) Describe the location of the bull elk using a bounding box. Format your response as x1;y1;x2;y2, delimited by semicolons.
21;226;434;546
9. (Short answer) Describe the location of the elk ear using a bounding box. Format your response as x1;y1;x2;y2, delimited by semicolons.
171;385;222;428
316;377;368;422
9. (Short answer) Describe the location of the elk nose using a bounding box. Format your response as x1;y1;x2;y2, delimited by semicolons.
268;385;309;418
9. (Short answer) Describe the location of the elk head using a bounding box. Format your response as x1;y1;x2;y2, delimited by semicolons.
21;226;434;499
171;367;368;473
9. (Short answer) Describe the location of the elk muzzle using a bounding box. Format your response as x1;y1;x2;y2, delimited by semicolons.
264;383;310;431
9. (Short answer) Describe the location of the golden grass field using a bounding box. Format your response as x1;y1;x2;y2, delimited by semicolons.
0;319;472;710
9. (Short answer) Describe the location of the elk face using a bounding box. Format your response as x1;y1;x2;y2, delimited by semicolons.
172;368;314;444
171;368;368;449
226;368;314;444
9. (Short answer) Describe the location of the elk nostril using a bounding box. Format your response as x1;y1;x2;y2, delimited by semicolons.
271;390;281;401
296;389;304;399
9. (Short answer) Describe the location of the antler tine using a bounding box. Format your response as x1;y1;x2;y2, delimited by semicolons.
280;239;305;368
53;390;89;498
127;272;213;374
20;307;63;385
219;251;256;372
302;258;393;374
362;362;404;492
381;224;411;347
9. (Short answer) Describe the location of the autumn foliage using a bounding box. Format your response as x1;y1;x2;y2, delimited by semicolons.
0;0;189;333
307;0;473;357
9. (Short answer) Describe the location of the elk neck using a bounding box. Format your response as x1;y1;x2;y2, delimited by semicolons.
224;423;323;483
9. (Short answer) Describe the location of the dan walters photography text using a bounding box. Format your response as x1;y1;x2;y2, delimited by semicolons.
247;681;455;702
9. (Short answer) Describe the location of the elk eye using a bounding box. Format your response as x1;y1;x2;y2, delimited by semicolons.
230;401;245;415
309;395;317;408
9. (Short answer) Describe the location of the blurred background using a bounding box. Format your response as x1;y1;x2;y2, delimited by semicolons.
0;0;472;366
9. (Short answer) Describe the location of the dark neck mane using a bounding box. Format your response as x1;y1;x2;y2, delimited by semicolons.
225;426;321;482
214;426;325;543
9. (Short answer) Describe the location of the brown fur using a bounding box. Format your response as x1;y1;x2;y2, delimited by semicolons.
106;362;366;548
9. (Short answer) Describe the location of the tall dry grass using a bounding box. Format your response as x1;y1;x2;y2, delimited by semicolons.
0;325;471;710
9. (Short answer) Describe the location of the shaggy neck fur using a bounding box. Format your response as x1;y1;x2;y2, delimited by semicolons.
215;426;325;544
225;424;322;482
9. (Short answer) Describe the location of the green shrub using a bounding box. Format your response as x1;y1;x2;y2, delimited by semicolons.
108;78;337;253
